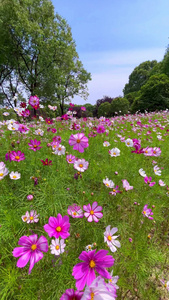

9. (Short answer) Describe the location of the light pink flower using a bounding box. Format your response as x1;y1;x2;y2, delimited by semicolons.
104;226;121;252
122;179;133;191
83;202;103;222
66;154;76;164
67;204;84;218
74;159;89;172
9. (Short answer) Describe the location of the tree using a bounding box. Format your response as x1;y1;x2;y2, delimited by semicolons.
110;97;129;115
123;60;158;96
97;102;111;117
0;0;91;112
131;74;169;113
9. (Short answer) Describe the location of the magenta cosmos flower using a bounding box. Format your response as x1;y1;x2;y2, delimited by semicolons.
60;289;83;300
69;133;89;153
28;139;42;151
10;150;25;162
83;202;103;222
44;214;70;239
12;234;48;274
142;204;154;220
144;176;156;187
72;249;115;290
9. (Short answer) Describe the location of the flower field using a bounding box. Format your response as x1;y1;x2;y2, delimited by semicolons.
1;106;169;299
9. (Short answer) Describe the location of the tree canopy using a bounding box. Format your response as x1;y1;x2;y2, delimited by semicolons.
0;0;91;112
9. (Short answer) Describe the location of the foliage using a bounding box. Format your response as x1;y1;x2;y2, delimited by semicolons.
110;97;129;115
97;102;111;117
0;0;91;111
123;60;158;96
131;74;169;113
0;110;169;299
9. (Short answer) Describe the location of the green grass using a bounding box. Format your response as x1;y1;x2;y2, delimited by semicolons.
0;110;169;299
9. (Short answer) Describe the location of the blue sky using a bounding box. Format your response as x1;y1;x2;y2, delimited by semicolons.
53;0;169;105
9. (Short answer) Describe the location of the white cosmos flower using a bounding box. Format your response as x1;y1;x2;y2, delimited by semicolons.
125;138;133;147
103;141;110;147
0;163;9;180
109;147;120;157
103;177;114;188
53;144;65;155
7;123;19;131
85;244;93;252
139;168;147;177
104;225;121;252
34;128;44;136
50;238;66;255
154;165;161;176
9;171;21;180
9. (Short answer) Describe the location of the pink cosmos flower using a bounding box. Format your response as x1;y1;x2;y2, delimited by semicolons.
12;234;48;274
10;150;25;162
67;204;84;218
18;124;29;133
29;95;39;109
142;204;154;220
74;158;89;172
28;139;42;151
122;179;133;191
66;154;76;164
22;109;30;118
27;194;33;201
83;202;103;222
81;106;86;111
43;214;70;239
60;289;83;300
40;158;52;166
144;176;156;187
72;249;115;290
104;226;121;252
143;147;153;156
45;118;53;124
109;186;121;196
69;133;89;153
97;125;105;134
53;135;62;143
152;147;161;156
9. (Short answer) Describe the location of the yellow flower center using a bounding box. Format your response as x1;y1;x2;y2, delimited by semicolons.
90;292;95;300
31;244;37;251
88;245;91;249
0;173;3;176
23;217;27;221
56;226;61;232
107;235;112;241
143;211;146;214
89;260;96;268
58;147;61;151
30;216;34;220
153;151;156;154
79;164;83;168
69;159;72;162
164;283;167;288
15;156;20;160
145;150;148;153
106;183;109;186
90;210;94;215
34;145;37;148
48;121;50;123
76;139;80;143
13;175;17;179
113;152;116;155
113;189;116;192
127;142;130;145
73;212;77;216
55;245;60;250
